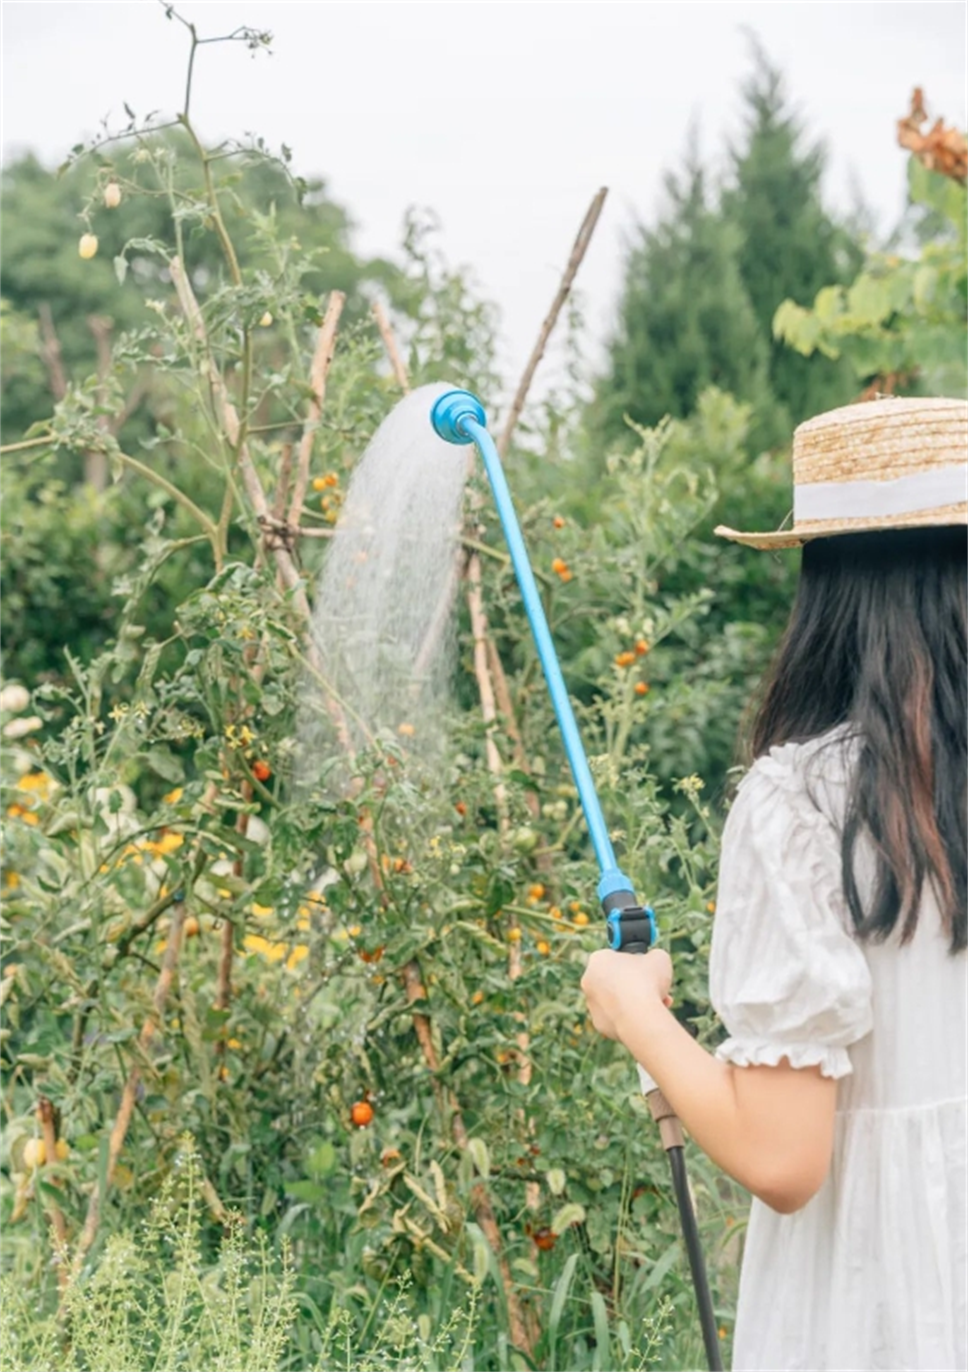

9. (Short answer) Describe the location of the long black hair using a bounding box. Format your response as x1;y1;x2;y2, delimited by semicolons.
749;526;966;953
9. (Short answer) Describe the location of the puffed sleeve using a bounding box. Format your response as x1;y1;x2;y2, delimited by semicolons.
709;742;873;1079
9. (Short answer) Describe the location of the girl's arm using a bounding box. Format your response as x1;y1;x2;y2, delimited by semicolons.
581;947;838;1214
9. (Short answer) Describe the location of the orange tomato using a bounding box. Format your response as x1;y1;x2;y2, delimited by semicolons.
350;1100;374;1128
252;760;271;782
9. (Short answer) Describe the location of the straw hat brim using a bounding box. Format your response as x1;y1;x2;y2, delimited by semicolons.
715;395;968;550
715;504;968;550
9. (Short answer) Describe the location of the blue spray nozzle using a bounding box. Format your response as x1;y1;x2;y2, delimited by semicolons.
431;389;487;445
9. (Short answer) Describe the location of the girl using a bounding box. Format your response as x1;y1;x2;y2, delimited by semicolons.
581;396;967;1371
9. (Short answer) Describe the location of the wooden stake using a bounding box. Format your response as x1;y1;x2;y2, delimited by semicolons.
372;300;411;393
288;291;345;531
497;186;607;460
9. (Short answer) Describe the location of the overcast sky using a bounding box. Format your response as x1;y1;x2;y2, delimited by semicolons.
3;2;965;400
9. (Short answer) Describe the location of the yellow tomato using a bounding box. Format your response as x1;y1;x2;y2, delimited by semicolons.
23;1138;45;1168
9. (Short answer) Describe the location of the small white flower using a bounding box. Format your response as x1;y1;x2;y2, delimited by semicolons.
2;716;42;739
0;684;30;713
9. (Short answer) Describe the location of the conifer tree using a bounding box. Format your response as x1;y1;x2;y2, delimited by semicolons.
722;41;862;431
592;147;776;449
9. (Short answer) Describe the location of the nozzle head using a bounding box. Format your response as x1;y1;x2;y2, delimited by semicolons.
431;389;486;445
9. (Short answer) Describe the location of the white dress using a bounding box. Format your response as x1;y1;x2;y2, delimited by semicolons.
709;730;967;1372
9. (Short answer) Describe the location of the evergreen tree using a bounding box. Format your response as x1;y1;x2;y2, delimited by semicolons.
592;147;776;449
722;40;863;431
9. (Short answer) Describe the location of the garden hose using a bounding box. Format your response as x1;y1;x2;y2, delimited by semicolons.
430;388;722;1372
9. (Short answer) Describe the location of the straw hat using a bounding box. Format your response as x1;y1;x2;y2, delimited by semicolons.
715;396;968;549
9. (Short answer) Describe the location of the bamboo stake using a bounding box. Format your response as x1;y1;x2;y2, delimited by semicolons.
372;300;411;393
37;303;67;402
272;442;294;522
169;258;317;624
288;291;345;531
497;186;607;460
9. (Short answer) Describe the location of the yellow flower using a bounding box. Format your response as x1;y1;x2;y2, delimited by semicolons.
286;944;309;972
226;1038;243;1050
251;902;274;920
17;772;50;799
150;832;184;856
243;934;287;963
163;787;184;805
4;871;20;889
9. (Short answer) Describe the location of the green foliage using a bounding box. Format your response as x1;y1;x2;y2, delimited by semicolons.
592;45;864;458
2;1140;292;1372
721;43;863;434
773;158;968;397
0;24;748;1369
0;138;396;448
590;152;774;452
1;411;742;1369
0;1141;676;1372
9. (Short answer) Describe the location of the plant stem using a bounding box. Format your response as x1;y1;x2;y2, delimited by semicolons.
114;449;219;542
0;434;54;454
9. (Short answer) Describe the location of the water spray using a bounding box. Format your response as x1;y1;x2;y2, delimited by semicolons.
431;387;723;1372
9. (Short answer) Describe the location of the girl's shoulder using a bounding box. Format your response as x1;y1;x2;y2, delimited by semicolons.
735;724;859;830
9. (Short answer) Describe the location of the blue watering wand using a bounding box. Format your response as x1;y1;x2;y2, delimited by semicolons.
431;389;723;1372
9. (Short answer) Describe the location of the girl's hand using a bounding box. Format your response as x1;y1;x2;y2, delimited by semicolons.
580;947;673;1042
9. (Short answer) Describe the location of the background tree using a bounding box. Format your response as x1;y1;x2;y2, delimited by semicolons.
590;149;775;451
0;140;397;450
721;41;864;440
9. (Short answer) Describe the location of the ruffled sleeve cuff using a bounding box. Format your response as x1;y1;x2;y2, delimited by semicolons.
715;1036;854;1080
